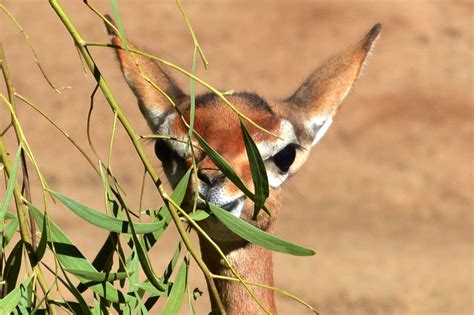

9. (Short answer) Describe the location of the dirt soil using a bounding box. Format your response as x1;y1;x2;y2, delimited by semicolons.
0;1;472;314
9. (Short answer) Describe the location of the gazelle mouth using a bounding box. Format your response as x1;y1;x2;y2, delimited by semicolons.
220;197;245;217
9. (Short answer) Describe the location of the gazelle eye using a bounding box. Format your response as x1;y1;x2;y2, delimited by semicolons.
154;139;173;162
272;144;297;173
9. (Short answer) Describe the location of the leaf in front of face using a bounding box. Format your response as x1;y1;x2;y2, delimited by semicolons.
208;203;315;256
186;209;210;222
240;121;270;219
193;131;254;198
28;203;134;304
170;167;192;207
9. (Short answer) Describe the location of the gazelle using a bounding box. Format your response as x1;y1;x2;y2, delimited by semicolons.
106;19;381;314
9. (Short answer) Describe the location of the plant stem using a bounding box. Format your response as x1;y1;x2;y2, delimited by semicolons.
212;274;320;314
0;43;56;315
0;137;56;315
85;41;281;140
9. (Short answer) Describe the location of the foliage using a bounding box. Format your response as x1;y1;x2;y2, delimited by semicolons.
0;1;318;314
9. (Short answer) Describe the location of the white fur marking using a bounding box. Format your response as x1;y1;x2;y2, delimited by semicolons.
228;199;244;218
148;108;164;128
267;170;288;189
311;116;333;146
257;119;296;159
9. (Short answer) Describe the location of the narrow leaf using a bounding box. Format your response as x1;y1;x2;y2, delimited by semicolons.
194;132;253;198
4;217;18;246
143;167;192;249
161;258;188;315
3;240;23;294
170;167;192;206
91;232;118;273
123;169;191;295
4;211;16;220
35;212;48;261
28;203;133;304
65;269;129;282
0;275;32;314
135;282;170;297
121;208;167;294
186;210;210;222
209;204;315;256
110;0;128;50
240;121;270;218
50;190;167;234
162;243;182;283
194;132;270;217
0;146;21;220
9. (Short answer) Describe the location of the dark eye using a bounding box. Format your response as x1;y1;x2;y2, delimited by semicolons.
272;144;297;173
154;139;174;162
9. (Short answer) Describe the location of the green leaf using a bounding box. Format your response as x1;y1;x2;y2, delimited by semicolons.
240;121;270;219
123;169;191;295
186;210;210;222
169;167;192;207
3;240;24;295
134;282;170;297
59;271;91;314
162;243;182;283
35;212;48;261
192;287;203;300
0;275;33;314
0;146;21;222
110;0;128;50
194;132;253;198
126;247;139;294
185;46;198;154
120;208;167;294
208;203;315;256
28;203;133;304
91;299;102;315
4;211;16;220
4;217;18;246
65;269;129;282
50;190;168;234
91;233;118;273
143;167;192;250
161;258;188;315
194;132;270;217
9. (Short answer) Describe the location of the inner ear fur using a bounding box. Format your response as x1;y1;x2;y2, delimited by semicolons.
105;15;186;132
275;23;382;148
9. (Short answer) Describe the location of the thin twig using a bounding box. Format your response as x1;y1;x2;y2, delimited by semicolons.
85;41;281;140
212;274;320;314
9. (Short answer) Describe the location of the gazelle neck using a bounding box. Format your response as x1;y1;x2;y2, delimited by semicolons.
199;236;277;314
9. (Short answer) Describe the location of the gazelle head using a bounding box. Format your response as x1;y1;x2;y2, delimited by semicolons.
107;21;381;242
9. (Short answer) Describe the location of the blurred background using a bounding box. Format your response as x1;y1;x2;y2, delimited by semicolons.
0;1;472;314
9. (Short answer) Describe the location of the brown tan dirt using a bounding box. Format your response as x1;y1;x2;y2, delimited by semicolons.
0;1;472;314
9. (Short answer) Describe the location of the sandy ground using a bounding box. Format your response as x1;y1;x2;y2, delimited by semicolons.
0;1;472;314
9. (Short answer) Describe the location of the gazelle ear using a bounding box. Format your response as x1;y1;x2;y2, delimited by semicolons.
279;23;382;148
105;16;186;132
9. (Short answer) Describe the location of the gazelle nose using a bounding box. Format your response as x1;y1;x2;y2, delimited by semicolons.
197;169;223;186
